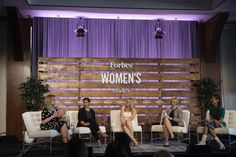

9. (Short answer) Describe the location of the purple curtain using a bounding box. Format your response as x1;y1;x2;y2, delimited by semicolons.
32;17;199;73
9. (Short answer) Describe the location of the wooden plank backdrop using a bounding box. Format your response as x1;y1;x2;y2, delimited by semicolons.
38;57;200;137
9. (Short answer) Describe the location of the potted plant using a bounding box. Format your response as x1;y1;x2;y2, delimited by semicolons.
19;76;49;111
193;77;220;118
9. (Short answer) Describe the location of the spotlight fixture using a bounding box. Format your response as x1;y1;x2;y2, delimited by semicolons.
75;25;87;37
75;17;87;37
155;20;164;39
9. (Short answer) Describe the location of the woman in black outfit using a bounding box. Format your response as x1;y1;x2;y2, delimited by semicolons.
77;97;108;147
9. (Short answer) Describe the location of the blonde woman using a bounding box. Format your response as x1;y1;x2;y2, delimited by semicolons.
120;98;138;146
40;95;70;143
162;97;183;147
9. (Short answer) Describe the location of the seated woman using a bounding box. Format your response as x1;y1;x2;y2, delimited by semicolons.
40;94;70;143
162;97;183;147
197;94;226;150
77;97;108;147
120;98;138;146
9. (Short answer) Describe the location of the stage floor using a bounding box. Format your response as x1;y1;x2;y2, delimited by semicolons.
0;136;234;157
91;141;187;156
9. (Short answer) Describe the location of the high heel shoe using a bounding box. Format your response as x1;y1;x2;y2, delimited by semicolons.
133;140;138;146
96;140;102;148
62;137;68;144
219;144;225;150
100;132;108;138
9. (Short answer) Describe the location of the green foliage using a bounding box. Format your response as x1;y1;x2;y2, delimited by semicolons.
193;77;219;112
19;76;49;110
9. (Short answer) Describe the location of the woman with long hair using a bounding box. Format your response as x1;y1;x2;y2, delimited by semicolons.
40;94;71;143
120;98;138;146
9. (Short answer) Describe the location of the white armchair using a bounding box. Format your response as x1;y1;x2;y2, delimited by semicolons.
22;111;61;153
110;110;143;144
65;110;107;144
197;110;236;150
151;110;191;144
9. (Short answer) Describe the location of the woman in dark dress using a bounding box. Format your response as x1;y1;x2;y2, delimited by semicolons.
40;95;70;143
162;97;184;147
77;97;108;147
197;94;226;150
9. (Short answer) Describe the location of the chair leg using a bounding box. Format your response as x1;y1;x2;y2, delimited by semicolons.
177;133;180;144
151;131;153;144
49;137;52;153
189;131;191;144
104;137;107;146
22;138;25;153
113;132;115;142
197;133;199;143
141;132;143;145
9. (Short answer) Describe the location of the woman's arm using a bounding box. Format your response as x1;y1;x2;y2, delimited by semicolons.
164;108;172;120
129;109;137;121
120;108;125;126
41;110;58;124
78;108;90;126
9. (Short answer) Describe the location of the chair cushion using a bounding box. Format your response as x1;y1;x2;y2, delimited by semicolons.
151;125;163;132
28;128;60;138
73;127;91;134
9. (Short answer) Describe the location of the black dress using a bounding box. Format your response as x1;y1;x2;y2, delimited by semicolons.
168;109;179;126
40;108;66;132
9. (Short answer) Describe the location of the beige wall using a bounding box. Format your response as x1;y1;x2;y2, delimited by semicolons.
0;20;7;135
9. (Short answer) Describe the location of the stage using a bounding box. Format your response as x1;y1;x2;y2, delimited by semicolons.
92;141;187;156
0;135;234;157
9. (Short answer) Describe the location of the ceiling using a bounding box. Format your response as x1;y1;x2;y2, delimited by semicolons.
2;0;236;21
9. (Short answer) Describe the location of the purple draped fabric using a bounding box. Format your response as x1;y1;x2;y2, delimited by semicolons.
32;17;198;74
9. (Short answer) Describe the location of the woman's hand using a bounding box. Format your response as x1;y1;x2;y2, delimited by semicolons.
164;115;172;120
52;111;59;118
214;119;220;126
84;122;90;126
121;119;126;126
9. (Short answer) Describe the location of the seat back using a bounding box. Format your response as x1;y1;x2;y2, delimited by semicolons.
65;110;78;127
222;110;236;128
110;110;121;128
22;111;42;132
183;110;190;130
110;110;139;128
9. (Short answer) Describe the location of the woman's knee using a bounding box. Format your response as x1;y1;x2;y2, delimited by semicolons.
126;121;132;128
163;118;169;125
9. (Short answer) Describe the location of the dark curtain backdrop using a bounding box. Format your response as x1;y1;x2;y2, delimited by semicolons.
32;17;199;74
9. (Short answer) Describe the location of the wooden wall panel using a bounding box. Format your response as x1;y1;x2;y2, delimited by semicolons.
38;57;200;134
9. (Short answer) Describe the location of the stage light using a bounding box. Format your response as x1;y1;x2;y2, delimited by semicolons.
155;19;164;39
75;25;87;37
75;17;87;37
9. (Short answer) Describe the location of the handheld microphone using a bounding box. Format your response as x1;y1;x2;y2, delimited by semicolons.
51;106;58;112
